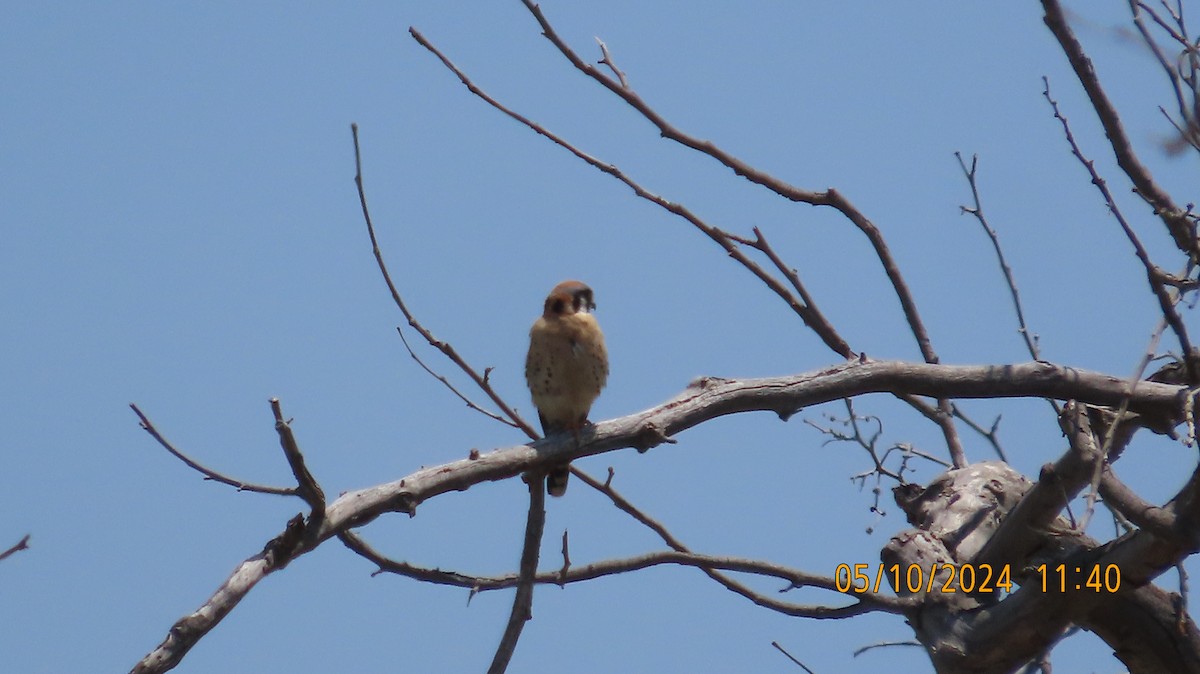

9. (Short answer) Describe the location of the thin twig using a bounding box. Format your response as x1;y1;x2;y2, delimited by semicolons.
954;153;1051;371
949;403;1008;461
570;467;899;616
350;123;540;441
736;225;957;446
129;403;296;496
881;442;952;470
594;37;628;88
269;398;325;521
1139;0;1192;45
953;151;1060;441
558;530;571;586
1133;0;1200;154
339;531;490;586
852;640;923;657
1042;77;1194;369
394;326;517;427
488;476;546;674
742;226;851;351
1079;317;1170;531
1043;0;1199;262
0;534;30;562
771;641;816;672
805;401;900;482
342;530;912;615
1130;1;1190;132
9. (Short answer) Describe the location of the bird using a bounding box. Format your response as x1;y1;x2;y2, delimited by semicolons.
525;280;609;496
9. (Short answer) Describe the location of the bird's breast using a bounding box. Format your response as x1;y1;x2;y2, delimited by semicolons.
525;314;609;425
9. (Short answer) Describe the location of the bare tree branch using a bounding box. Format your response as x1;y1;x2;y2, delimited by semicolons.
270;398;325;520
350;123;541;441
1129;0;1200;161
393;326;518;427
1043;0;1198;261
342;530;914;617
594;37;628;88
338;527;487;585
1083;317;1173;533
1129;1;1193;145
129;403;297;497
731;226;849;358
488;476;546;674
130;514;306;674
807;401;900;482
570;464;805;610
558;530;570;585
571;466;899;617
771;641;816;672
1180;562;1192;636
852;640;923;657
129;357;1191;672
1100;465;1176;537
949;402;1009;461
955;152;1050;372
0;534;30;562
1041;77;1194;367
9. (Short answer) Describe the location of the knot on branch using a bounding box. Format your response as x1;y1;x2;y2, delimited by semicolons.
392;491;418;518
632;422;676;453
688;375;731;390
776;406;802;422
168;613;206;641
890;462;1030;561
1035;461;1063;485
262;513;307;571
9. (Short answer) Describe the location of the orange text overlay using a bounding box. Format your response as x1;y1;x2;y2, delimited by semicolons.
835;563;1014;594
834;562;1122;594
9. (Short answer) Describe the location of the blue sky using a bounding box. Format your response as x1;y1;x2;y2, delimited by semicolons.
4;2;1198;672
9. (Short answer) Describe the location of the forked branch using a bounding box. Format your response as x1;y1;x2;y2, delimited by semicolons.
351;123;541;441
1042;0;1199;260
130;403;297;497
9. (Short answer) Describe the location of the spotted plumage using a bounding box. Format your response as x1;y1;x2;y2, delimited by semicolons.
525;280;609;496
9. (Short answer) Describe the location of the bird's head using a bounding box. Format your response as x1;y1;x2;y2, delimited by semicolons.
543;280;597;318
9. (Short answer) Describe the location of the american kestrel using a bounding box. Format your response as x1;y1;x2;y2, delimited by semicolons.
525;280;609;496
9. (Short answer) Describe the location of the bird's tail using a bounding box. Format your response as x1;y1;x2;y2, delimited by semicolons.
547;465;570;497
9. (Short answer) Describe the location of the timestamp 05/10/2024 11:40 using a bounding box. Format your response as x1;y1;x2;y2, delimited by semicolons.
834;562;1122;595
